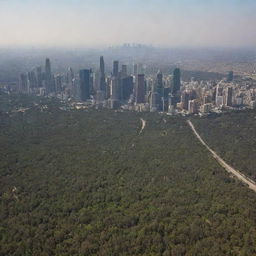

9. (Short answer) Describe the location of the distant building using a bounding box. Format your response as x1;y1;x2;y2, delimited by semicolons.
225;87;233;107
172;68;181;94
99;56;106;93
36;67;43;88
79;69;90;101
227;71;234;82
188;100;197;114
156;70;163;96
135;74;145;104
113;61;119;77
122;76;133;100
19;73;28;93
45;58;53;93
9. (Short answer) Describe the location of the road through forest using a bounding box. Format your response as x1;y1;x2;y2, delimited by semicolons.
187;120;256;193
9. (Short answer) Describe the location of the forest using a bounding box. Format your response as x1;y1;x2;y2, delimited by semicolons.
193;110;256;181
1;93;256;256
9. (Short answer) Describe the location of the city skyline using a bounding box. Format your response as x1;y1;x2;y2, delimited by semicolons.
1;0;256;48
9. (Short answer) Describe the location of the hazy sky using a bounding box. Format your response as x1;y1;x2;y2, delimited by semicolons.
1;0;256;48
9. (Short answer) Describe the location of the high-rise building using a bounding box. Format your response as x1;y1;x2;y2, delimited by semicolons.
188;100;197;114
156;70;163;96
226;87;233;106
67;67;74;89
19;73;28;93
113;61;119;77
36;67;43;88
110;77;120;109
133;64;138;77
181;91;190;110
27;71;37;90
55;75;62;93
135;74;145;104
79;69;90;101
45;58;53;93
100;56;105;74
121;65;128;78
227;71;234;82
99;56;106;92
172;68;181;94
122;76;133;100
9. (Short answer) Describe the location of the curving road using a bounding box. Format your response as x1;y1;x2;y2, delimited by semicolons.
187;120;256;192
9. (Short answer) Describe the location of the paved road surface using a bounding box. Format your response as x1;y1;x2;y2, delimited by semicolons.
187;120;256;193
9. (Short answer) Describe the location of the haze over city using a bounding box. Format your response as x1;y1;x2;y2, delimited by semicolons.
1;0;256;48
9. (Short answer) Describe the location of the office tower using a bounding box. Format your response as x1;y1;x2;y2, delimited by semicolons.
156;70;163;96
226;87;233;106
89;69;94;95
99;56;106;92
45;58;53;93
79;69;90;101
150;92;160;112
27;71;37;90
110;77;120;109
19;73;28;93
122;76;133;100
67;67;74;89
113;61;119;77
168;93;175;114
133;64;138;77
135;74;145;104
216;96;224;107
181;91;190;110
172;68;181;94
121;65;128;78
227;71;234;82
55;75;62;93
36;67;43;87
188;100;197;114
100;56;105;74
71;78;80;100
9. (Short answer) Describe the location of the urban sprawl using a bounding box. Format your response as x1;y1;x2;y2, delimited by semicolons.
4;56;256;115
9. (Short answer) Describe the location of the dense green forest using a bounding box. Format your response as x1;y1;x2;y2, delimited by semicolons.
193;110;256;181
1;93;256;256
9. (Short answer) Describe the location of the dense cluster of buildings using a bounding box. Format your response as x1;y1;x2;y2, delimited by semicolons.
17;57;256;115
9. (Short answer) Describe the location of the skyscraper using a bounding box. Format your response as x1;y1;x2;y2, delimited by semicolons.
122;76;133;100
45;58;53;93
121;65;128;78
227;71;234;82
19;73;28;93
55;75;62;93
171;68;181;107
99;56;106;92
100;56;105;74
36;67;43;88
226;87;233;106
110;77;120;109
135;74;145;104
113;61;119;77
156;70;163;96
79;69;90;101
172;68;181;94
67;67;74;89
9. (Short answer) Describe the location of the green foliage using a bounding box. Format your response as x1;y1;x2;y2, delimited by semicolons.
193;110;256;181
1;94;256;255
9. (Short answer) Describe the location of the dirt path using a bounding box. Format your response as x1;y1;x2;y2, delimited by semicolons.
139;118;146;135
187;120;256;193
